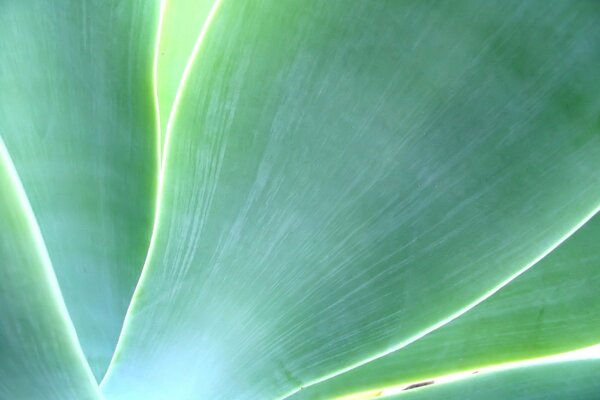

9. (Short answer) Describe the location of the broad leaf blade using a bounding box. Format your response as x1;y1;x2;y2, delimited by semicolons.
101;1;600;399
0;0;159;379
292;211;600;399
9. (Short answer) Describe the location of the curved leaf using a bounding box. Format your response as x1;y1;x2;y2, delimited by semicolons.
101;1;600;399
395;357;600;400
292;210;600;399
155;0;218;155
0;0;159;378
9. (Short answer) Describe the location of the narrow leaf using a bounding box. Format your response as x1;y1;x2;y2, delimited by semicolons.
0;138;101;400
395;357;600;400
0;0;159;378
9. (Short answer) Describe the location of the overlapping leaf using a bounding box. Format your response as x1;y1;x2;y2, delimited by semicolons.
292;211;600;399
154;0;217;155
0;0;159;379
0;138;101;400
100;1;600;399
1;1;599;398
397;358;600;400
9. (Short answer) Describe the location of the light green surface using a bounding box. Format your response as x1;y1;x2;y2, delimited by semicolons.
0;1;158;379
155;0;215;153
292;213;600;399
0;138;102;400
395;359;600;400
100;1;600;399
0;1;599;398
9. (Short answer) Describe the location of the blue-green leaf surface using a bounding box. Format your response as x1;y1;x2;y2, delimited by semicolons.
292;211;600;399
0;0;158;379
396;357;600;400
0;138;102;400
101;1;600;399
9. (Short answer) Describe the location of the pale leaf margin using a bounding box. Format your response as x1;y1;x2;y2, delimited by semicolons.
99;0;225;387
279;203;600;399
335;343;600;399
98;0;600;396
0;136;100;392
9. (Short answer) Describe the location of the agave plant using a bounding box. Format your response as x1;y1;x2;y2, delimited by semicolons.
1;1;599;399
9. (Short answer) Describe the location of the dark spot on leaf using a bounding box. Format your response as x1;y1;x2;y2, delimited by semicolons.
403;380;434;391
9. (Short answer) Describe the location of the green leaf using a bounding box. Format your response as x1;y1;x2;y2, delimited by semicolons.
0;138;102;400
0;0;158;379
394;357;600;400
155;0;217;156
291;211;600;399
100;1;600;399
